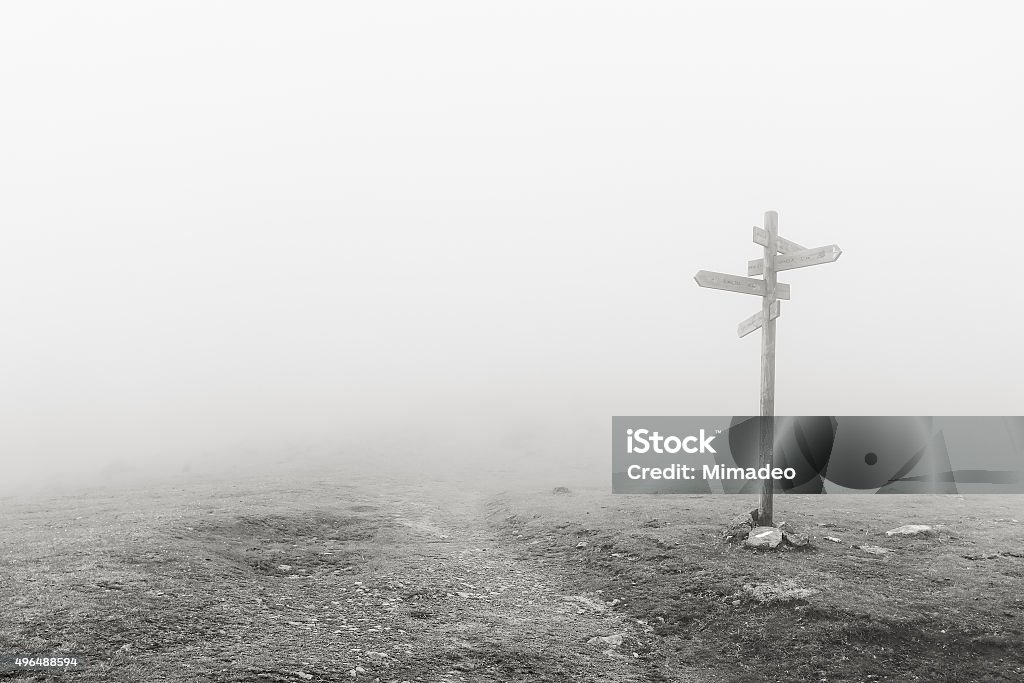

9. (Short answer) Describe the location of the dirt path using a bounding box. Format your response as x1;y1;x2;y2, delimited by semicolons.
1;479;668;682
250;487;656;681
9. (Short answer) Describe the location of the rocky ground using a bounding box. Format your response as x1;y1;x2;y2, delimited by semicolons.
1;469;1022;682
0;475;663;682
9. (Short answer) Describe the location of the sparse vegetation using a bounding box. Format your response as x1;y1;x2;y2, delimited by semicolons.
1;472;1022;682
492;490;1024;682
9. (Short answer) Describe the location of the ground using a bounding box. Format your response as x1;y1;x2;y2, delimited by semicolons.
1;467;1022;682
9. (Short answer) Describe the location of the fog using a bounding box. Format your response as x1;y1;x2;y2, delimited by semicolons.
2;2;1022;493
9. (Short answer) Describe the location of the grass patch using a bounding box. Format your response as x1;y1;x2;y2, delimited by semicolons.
492;490;1024;682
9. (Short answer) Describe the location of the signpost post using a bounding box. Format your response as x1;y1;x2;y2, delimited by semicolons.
758;212;779;527
694;211;841;526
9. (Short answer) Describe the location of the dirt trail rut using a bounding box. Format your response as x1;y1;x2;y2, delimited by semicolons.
253;486;655;682
1;481;666;682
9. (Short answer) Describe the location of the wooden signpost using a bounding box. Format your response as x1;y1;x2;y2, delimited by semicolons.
694;211;841;526
737;300;780;339
747;244;841;276
693;271;792;300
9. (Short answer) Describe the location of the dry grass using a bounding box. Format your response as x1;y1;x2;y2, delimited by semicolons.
490;489;1024;682
2;470;1022;682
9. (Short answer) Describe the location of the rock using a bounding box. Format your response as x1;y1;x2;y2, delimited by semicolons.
587;634;624;647
552;486;572;495
277;565;292;571
575;541;588;549
563;595;607;612
783;530;810;547
295;673;313;681
885;524;933;537
856;545;892;555
778;521;810;547
824;536;842;543
724;509;758;542
744;526;783;549
727;509;758;528
723;524;751;542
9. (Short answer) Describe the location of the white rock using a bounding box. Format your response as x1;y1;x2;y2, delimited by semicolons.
587;634;624;647
885;524;933;537
563;595;607;612
744;526;783;549
857;545;892;555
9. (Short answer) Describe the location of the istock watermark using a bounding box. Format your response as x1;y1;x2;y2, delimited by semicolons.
612;416;1024;494
625;428;718;454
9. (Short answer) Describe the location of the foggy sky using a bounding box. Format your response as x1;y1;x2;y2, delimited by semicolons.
2;2;1022;487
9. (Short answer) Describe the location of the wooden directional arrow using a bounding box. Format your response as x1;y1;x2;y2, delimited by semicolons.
753;226;805;254
693;270;791;300
747;244;842;276
737;300;780;338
